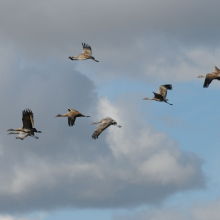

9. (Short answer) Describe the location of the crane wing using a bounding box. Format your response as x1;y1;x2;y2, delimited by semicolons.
203;74;215;88
213;66;220;73
82;43;92;56
68;108;81;114
29;112;34;127
68;115;76;126
158;85;171;99
92;122;110;139
67;109;83;126
22;109;33;129
153;92;164;101
158;86;167;99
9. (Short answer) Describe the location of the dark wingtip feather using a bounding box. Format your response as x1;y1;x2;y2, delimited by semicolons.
203;81;209;88
92;133;98;139
163;84;172;90
68;120;75;126
22;109;33;116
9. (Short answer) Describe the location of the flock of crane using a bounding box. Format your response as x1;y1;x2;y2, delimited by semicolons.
7;43;220;140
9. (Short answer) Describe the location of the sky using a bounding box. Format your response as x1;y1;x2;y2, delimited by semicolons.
0;0;220;219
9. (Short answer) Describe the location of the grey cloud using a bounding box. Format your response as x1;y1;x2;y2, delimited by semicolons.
114;198;220;220
0;1;219;83
0;49;204;213
1;0;220;47
0;1;207;214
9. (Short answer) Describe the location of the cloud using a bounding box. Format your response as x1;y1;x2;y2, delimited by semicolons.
114;198;220;220
0;213;46;220
0;1;220;83
0;1;209;214
0;48;204;213
1;0;220;46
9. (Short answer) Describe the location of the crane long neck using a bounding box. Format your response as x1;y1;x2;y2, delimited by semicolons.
147;97;155;100
94;121;101;124
10;128;22;131
58;113;69;117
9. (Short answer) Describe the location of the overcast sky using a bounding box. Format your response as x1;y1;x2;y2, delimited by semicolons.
0;1;220;220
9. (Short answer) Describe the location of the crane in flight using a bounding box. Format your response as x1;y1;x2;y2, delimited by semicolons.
197;66;220;88
69;43;99;62
143;84;173;105
91;117;121;140
56;108;90;126
7;109;42;139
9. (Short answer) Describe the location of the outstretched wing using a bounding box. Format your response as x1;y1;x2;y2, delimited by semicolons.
68;108;81;114
68;115;76;126
92;122;110;139
158;85;172;99
82;43;92;56
29;112;34;127
203;74;214;88
213;66;220;73
22;109;34;129
161;84;172;90
67;108;83;126
153;92;164;101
